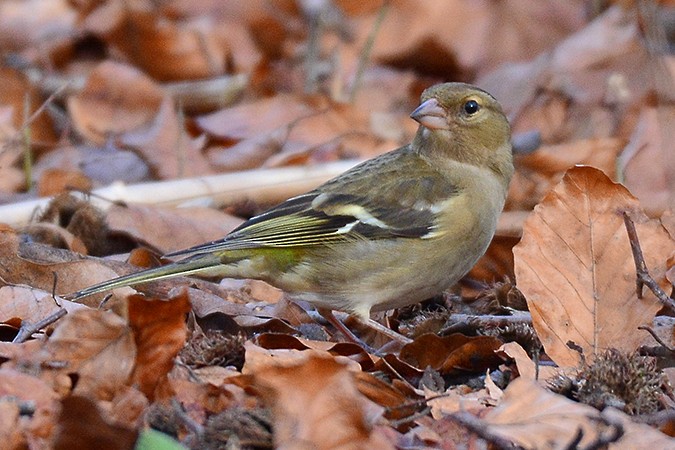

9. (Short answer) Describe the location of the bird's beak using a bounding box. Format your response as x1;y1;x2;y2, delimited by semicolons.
410;98;449;130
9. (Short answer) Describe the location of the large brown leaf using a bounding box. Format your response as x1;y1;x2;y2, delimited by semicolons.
244;343;394;449
514;166;672;367
484;378;675;449
44;309;136;399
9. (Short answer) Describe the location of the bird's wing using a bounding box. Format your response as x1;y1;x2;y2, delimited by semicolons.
166;148;459;257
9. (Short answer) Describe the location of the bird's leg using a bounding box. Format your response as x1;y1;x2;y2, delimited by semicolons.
317;308;412;348
361;316;413;345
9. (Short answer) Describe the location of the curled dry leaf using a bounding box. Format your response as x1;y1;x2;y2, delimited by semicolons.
243;343;394;449
105;202;243;254
399;333;503;375
370;0;582;77
484;378;675;449
127;291;191;400
498;342;558;382
44;309;135;400
619;101;675;216
0;227;130;308
67;61;164;145
119;97;212;179
514;166;672;368
0;286;84;326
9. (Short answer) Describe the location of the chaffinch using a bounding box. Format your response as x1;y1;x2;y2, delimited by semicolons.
65;82;514;343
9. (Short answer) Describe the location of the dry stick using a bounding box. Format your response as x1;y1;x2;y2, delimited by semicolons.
348;0;390;102
12;308;67;344
637;325;675;353
622;212;675;312
447;411;518;449
0;160;360;227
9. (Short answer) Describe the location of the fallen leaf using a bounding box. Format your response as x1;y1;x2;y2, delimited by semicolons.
53;396;137;450
243;343;394;449
498;342;558;382
514;166;672;367
0;286;85;325
0;368;60;445
105;203;243;254
619;101;675;216
67;61;164;145
44;309;136;399
400;333;503;375
128;291;191;400
484;378;675;449
119;97;212;179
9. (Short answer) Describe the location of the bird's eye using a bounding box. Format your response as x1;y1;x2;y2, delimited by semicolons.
463;100;480;115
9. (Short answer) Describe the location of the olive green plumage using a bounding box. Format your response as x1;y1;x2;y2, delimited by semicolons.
65;83;514;321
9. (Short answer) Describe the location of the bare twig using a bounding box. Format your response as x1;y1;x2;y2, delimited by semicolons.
448;411;518;449
348;0;390;102
622;212;675;312
386;406;431;428
12;308;67;343
637;325;675;353
0;160;360;227
635;408;675;426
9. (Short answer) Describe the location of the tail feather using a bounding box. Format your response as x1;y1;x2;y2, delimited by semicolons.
63;254;223;300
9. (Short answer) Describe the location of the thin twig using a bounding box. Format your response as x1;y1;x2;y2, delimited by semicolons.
12;308;67;343
51;272;62;307
386;406;431;428
622;212;675;312
348;0;390;102
637;325;675;353
448;411;518;449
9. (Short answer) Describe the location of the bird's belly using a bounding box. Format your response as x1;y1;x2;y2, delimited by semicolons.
278;225;494;318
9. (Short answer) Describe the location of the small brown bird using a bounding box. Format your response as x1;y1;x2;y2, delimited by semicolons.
65;83;514;342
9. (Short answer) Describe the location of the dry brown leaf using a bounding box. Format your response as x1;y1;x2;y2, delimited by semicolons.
0;227;131;308
20;222;88;254
105;202;243;254
619;102;675;216
370;0;583;77
514;166;672;368
53;396;137;450
0;286;85;325
400;333;503;375
32;144;150;187
105;4;229;81
196;94;312;141
508;138;624;212
0;368;60;446
44;308;136;399
0;67;56;147
67;61;164;145
127;292;191;400
36;168;92;197
0;401;24;450
244;343;394;449
479;6;655;142
484;378;675;449
119;97;212;179
0;0;75;49
498;342;559;382
425;386;488;420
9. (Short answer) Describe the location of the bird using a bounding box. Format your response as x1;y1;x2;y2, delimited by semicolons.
64;82;514;344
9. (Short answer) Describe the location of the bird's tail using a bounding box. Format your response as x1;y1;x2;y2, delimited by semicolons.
62;253;224;301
